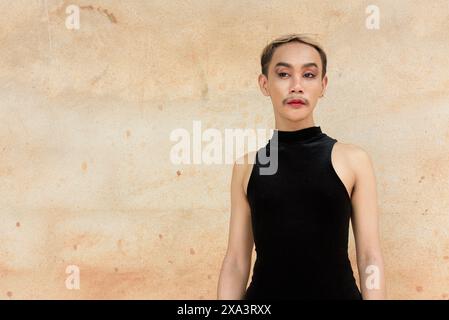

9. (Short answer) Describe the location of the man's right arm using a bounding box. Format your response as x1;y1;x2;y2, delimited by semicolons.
217;153;254;299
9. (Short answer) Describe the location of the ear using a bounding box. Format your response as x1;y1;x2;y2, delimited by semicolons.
258;73;270;97
320;74;328;97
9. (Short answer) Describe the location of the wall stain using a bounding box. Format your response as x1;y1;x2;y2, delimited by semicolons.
81;161;88;173
90;67;108;86
80;5;118;24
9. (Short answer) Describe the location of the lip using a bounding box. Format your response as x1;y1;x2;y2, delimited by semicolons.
286;98;306;104
286;98;306;108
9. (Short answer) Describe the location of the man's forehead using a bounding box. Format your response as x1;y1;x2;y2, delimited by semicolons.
271;43;322;69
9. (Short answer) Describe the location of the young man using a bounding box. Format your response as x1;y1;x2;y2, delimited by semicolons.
217;34;386;299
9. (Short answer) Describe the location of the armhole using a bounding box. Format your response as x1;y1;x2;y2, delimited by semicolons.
329;140;353;204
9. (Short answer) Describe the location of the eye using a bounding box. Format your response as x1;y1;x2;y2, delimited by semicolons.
277;72;289;78
304;72;316;78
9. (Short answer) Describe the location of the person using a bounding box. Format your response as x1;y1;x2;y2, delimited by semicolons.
217;34;386;300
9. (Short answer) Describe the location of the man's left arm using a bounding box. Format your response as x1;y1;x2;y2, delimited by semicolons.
349;146;387;300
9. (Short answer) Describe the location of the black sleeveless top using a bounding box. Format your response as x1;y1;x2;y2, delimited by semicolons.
244;125;362;300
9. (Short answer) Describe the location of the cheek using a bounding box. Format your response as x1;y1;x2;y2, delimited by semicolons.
272;80;290;94
304;81;323;93
267;81;284;96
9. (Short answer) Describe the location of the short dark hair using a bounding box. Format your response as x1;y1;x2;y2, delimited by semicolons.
260;34;327;79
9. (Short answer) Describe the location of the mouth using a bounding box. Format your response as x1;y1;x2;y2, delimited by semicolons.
286;99;306;108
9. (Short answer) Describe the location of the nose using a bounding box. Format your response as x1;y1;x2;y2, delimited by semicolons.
290;75;304;93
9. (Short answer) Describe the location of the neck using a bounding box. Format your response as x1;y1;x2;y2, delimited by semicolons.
274;115;315;132
271;124;323;144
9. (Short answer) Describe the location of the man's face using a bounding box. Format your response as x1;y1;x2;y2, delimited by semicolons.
258;42;328;124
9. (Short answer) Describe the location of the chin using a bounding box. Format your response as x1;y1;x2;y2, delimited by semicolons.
281;110;311;122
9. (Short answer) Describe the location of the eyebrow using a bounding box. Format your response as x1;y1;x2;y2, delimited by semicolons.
274;62;319;69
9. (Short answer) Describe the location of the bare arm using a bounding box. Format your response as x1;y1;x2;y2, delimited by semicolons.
350;146;387;299
217;154;254;299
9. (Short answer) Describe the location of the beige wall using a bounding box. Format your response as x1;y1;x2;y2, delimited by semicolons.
1;0;448;299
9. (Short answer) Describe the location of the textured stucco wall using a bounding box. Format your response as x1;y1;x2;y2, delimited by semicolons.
1;0;448;299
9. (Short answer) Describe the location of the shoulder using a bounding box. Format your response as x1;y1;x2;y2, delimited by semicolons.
334;141;374;174
233;151;258;171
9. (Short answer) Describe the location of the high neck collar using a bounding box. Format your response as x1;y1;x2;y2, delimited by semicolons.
271;126;323;144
